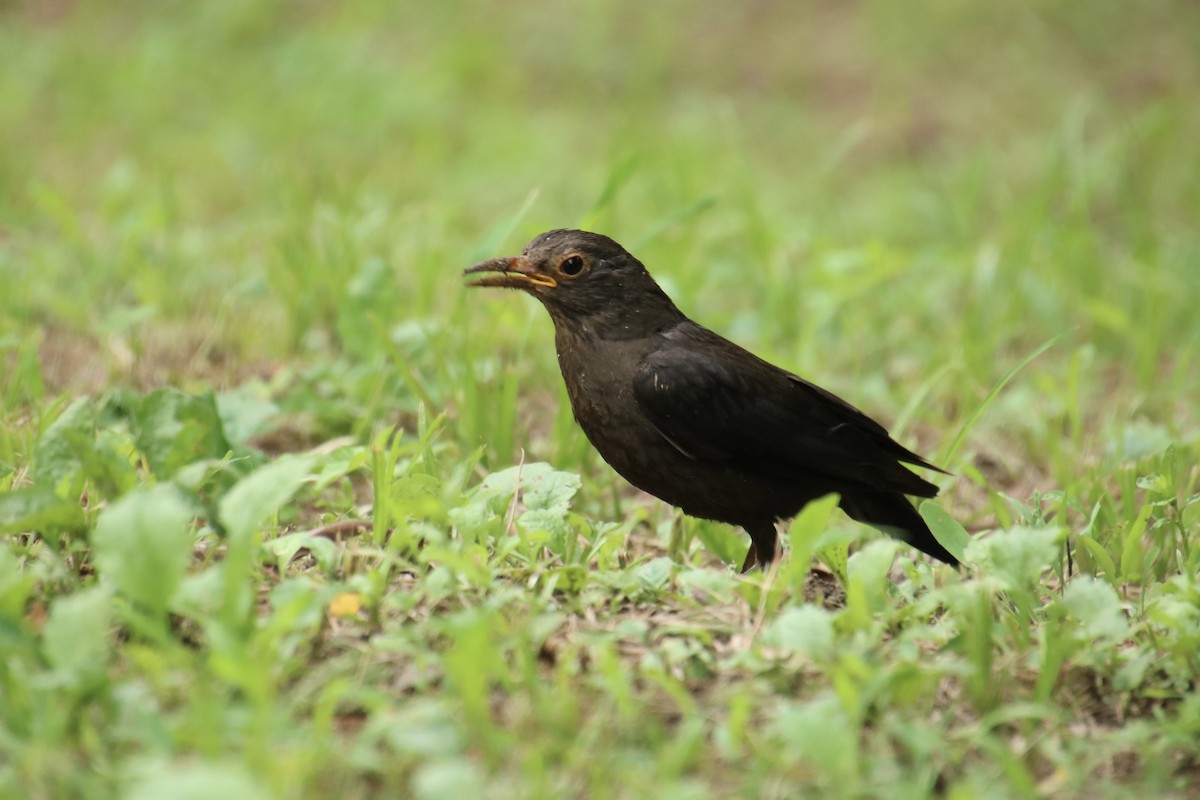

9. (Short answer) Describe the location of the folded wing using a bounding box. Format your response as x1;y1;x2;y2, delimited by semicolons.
632;325;943;498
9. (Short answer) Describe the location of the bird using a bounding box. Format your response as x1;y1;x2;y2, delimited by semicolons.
464;229;958;572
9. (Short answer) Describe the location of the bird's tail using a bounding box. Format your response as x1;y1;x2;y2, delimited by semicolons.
841;492;959;566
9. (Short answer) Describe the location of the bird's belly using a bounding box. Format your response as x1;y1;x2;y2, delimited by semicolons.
606;436;814;526
569;388;813;527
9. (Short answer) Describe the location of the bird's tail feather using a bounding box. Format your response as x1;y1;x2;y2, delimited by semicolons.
841;492;958;565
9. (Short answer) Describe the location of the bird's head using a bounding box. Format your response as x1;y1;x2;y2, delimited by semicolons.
464;229;681;335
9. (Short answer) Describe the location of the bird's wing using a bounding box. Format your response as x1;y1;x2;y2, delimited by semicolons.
633;329;942;497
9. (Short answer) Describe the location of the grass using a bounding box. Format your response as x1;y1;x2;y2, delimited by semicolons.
2;1;1199;797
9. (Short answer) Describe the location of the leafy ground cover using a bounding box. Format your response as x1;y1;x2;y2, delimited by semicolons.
2;2;1199;797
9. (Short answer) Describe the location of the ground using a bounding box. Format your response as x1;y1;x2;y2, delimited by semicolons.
1;2;1199;798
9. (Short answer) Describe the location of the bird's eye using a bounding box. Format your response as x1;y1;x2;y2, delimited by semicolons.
558;255;586;277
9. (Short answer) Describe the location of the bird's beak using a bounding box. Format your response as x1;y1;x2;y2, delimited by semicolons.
463;256;557;290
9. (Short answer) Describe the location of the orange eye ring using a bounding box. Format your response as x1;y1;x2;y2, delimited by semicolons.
558;255;586;277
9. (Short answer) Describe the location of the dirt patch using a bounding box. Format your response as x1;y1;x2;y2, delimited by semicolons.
33;323;282;398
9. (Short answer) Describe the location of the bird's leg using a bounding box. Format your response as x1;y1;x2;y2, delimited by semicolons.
741;523;779;573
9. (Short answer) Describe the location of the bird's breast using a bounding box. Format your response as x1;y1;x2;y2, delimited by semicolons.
555;350;634;430
553;333;658;455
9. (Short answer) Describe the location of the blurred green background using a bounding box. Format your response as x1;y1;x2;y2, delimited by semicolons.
3;2;1200;796
4;2;1197;455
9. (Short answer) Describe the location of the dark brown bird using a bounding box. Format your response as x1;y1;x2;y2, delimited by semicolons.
465;229;957;571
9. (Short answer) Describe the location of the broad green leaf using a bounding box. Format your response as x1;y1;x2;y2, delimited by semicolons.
815;532;851;586
216;387;280;445
1060;577;1128;641
969;526;1064;587
412;757;487;800
391;473;445;521
771;694;859;783
173;566;224;620
691;519;743;566
263;532;339;573
92;484;195;612
218;453;316;540
126;761;270;800
846;538;901;618
32;396;96;490
473;462;580;511
81;427;142;497
518;463;580;510
785;493;840;588
919;500;970;563
634;557;674;590
42;585;113;684
762;605;835;659
134;389;232;479
375;699;465;758
676;565;739;602
1115;651;1156;693
0;487;85;534
32;403;142;500
450;463;579;547
214;454;318;637
518;507;570;538
310;445;372;492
